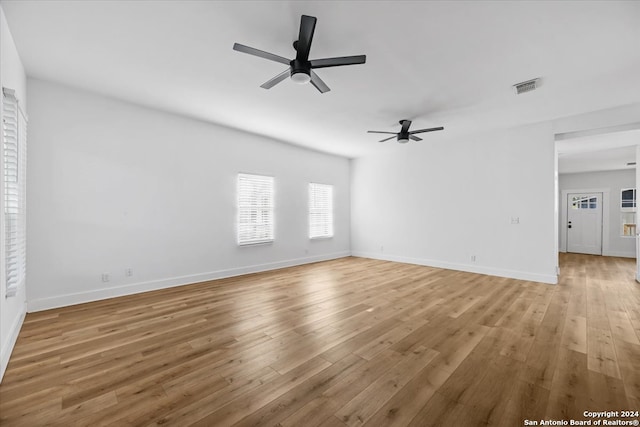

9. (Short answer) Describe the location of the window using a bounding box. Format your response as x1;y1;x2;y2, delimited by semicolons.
621;188;636;212
237;173;274;245
3;88;27;298
309;183;333;239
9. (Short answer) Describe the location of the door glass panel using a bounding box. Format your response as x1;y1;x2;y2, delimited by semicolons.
571;196;598;209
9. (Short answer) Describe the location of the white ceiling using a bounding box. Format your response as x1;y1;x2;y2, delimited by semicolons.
2;0;640;158
557;129;640;174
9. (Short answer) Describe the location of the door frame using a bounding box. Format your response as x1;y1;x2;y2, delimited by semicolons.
560;187;610;255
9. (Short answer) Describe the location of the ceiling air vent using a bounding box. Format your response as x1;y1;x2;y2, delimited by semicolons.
514;78;540;94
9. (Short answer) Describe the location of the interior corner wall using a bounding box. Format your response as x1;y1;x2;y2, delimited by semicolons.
559;169;636;258
26;78;351;312
351;122;558;284
1;6;28;382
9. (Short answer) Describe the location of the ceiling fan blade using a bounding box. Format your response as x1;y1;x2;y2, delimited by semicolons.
379;136;397;143
296;15;317;62
260;68;291;89
310;55;367;69
310;70;330;93
367;131;398;134
233;43;291;65
409;135;423;141
409;126;445;134
400;120;412;134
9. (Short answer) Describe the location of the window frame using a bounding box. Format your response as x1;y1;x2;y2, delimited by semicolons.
308;182;334;240
621;188;636;212
2;87;27;298
237;173;274;246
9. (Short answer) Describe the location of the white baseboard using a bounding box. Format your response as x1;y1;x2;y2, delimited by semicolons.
26;249;565;312
27;251;350;312
560;249;636;259
1;302;26;383
602;250;636;258
351;251;558;285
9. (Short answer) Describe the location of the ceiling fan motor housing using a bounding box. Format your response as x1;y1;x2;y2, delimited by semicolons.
290;58;311;81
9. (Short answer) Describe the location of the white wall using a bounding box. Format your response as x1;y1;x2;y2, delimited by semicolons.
26;79;351;311
559;169;636;258
1;6;28;382
636;146;640;281
351;122;558;284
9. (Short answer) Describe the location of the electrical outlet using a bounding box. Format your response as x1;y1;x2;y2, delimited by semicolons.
471;255;476;262
125;268;133;277
101;273;110;282
380;245;384;253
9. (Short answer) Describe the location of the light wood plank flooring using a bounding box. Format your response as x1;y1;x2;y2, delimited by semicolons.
1;253;639;426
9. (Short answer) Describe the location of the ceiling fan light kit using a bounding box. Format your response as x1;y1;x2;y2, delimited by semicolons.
290;71;311;85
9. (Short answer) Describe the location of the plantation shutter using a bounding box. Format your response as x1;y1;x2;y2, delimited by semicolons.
309;183;333;239
3;88;27;298
237;173;274;245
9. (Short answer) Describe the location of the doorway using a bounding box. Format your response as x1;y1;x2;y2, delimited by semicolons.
567;192;603;255
555;122;640;282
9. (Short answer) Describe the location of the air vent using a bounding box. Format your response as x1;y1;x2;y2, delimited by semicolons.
514;78;540;94
627;162;636;166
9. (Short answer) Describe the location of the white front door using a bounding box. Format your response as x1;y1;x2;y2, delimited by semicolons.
567;193;603;255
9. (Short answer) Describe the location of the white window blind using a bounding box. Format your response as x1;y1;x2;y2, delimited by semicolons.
237;173;274;245
309;183;333;239
3;88;26;298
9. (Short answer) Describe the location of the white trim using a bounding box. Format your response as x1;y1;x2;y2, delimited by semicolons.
555;122;640;141
0;302;26;382
351;251;558;285
27;251;351;312
602;250;636;258
559;188;609;254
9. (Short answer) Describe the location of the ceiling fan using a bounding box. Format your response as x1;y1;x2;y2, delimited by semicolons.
368;120;444;143
233;15;366;93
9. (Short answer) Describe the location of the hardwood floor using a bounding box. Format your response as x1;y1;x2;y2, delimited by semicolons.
1;253;639;426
